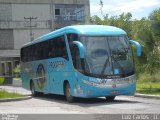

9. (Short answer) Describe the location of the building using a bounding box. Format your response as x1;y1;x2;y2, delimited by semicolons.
0;0;90;76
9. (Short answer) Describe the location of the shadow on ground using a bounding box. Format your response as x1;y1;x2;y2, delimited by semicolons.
32;94;141;107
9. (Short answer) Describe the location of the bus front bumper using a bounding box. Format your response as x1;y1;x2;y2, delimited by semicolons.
85;82;136;98
73;75;136;98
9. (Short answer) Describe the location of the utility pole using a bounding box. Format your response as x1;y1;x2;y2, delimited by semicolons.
24;17;37;41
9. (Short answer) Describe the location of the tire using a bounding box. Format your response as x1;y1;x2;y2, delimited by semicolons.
64;83;74;103
30;81;39;97
105;96;116;102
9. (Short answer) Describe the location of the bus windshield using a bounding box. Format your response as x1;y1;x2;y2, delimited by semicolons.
80;36;134;77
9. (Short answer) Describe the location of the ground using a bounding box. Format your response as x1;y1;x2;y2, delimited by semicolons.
0;86;160;114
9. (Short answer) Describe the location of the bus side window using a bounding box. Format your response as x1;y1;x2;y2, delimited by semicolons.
34;45;38;60
67;33;83;71
74;46;82;70
50;35;68;60
37;43;42;60
26;47;30;62
42;42;47;59
21;48;24;62
48;40;54;58
59;36;68;59
67;33;78;45
30;45;33;61
32;44;36;61
67;33;78;56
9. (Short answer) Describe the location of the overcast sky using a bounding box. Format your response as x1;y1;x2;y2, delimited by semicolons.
90;0;160;19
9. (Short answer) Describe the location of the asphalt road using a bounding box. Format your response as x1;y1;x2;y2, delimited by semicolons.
0;86;160;114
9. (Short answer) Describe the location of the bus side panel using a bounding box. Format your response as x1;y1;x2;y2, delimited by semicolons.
70;71;89;97
47;58;73;95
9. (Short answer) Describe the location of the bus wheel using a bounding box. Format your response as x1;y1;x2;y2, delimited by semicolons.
65;83;74;103
30;82;39;97
105;96;116;102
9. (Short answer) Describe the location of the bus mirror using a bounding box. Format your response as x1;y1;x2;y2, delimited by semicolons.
129;40;142;57
73;41;85;58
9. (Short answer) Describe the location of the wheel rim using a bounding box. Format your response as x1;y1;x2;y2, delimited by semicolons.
66;84;71;98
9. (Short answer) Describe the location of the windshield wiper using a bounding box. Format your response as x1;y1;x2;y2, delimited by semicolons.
100;57;110;76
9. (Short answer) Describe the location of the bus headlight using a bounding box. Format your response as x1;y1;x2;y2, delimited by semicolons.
74;84;84;95
82;79;99;87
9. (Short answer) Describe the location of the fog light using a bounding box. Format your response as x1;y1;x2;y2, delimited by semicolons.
87;90;93;95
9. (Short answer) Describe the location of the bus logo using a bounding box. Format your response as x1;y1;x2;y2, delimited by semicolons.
49;60;65;69
36;64;46;90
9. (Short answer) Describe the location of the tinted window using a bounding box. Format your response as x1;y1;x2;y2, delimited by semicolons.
67;34;78;43
55;9;60;15
21;35;68;62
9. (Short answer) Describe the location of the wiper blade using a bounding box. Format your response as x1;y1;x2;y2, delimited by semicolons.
100;57;110;76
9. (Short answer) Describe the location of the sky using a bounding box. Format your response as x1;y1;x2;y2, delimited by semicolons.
90;0;160;19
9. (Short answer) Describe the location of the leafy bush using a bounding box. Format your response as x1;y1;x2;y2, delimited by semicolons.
13;65;20;78
0;76;5;84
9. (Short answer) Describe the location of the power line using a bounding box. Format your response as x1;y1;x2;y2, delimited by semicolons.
24;17;37;41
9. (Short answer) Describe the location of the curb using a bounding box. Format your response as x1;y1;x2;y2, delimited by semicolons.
135;93;160;99
0;96;32;102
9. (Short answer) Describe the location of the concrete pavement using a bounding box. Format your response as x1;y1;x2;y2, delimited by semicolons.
0;93;160;114
0;86;160;114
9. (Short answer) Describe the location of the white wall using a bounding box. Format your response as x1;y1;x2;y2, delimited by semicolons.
12;4;51;49
12;4;51;21
14;29;51;49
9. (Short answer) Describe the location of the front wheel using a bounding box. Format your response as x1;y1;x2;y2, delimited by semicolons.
64;83;75;103
105;96;116;102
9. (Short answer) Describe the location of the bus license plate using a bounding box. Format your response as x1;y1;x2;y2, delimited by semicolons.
111;90;118;94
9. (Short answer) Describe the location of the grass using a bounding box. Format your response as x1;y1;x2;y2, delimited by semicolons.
136;82;160;95
0;90;24;99
136;72;160;95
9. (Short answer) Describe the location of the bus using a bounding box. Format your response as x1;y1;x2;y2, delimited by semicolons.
20;25;142;102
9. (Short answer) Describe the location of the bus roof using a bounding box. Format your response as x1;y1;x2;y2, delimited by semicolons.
22;25;127;47
65;25;126;35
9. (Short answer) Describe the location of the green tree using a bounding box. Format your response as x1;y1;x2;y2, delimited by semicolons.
146;8;160;74
90;15;103;24
110;13;133;37
132;9;160;75
91;12;133;37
